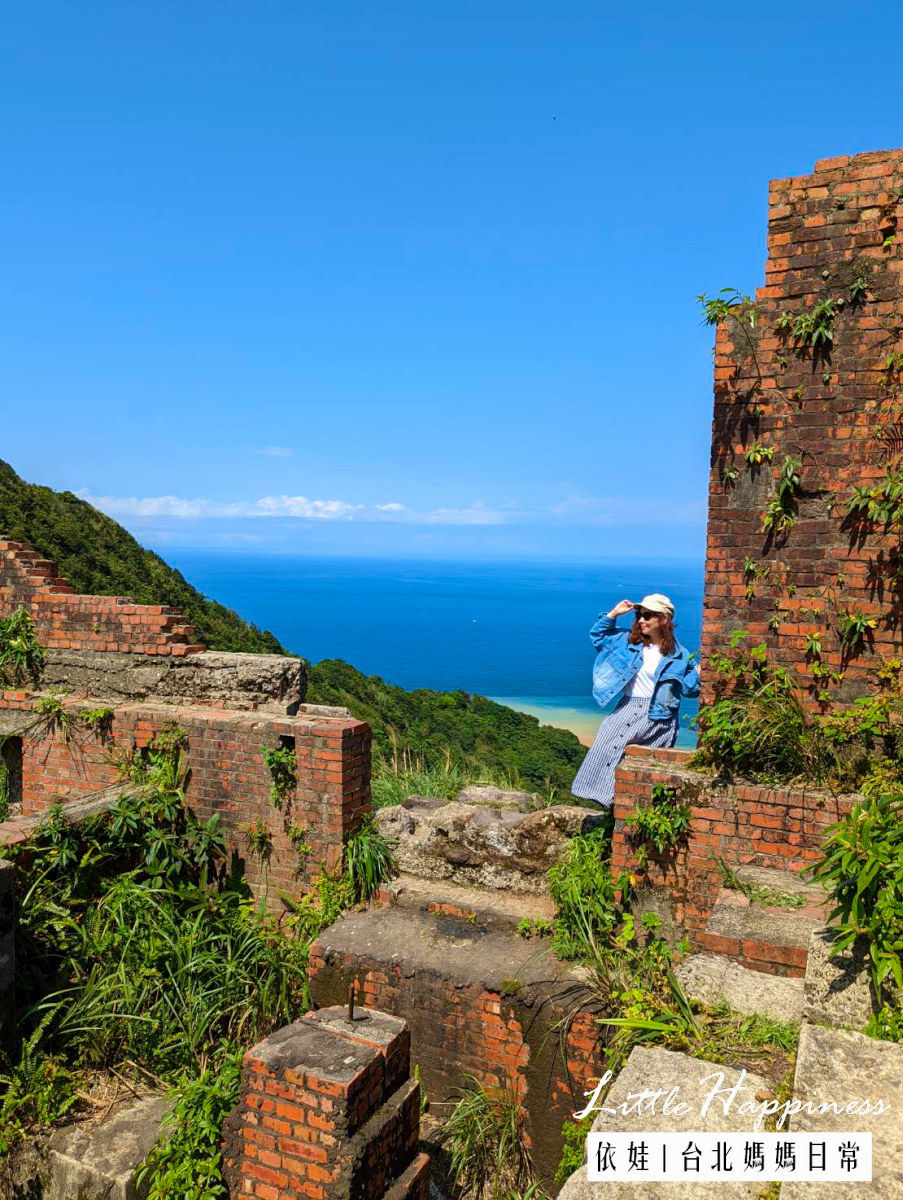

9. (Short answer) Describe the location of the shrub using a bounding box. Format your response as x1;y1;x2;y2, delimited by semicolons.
810;790;903;999
138;1053;242;1200
547;822;621;960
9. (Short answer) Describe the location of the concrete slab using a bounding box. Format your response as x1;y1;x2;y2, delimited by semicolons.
45;1095;169;1200
676;952;804;1024
707;888;827;951
782;1023;903;1198
803;928;877;1029
558;1046;769;1199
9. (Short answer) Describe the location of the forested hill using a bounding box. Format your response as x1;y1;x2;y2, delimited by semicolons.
0;459;283;652
0;459;586;790
306;660;586;792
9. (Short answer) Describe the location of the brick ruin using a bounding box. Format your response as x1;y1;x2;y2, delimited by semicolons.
4;146;903;1197
0;539;370;901
605;147;903;981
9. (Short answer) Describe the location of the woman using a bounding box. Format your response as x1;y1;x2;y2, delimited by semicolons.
570;594;699;807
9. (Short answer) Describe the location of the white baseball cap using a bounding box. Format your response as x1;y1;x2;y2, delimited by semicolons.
636;594;675;617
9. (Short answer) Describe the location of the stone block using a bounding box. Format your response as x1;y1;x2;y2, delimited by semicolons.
803;927;877;1029
783;1023;903;1197
45;1095;169;1200
41;647;306;712
375;797;606;894
676;952;804;1024
559;1047;769;1199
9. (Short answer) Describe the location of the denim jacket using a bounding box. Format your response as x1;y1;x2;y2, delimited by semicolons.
590;613;700;722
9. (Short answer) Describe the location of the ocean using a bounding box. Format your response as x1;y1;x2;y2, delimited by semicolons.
165;554;705;748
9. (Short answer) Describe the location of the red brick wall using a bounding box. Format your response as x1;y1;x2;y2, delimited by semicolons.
0;539;204;656
610;747;848;957
222;1006;429;1200
703;148;903;707
307;940;605;1183
0;692;370;900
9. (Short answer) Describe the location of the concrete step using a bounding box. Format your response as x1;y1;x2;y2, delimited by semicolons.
558;1046;769;1199
675;952;805;1023
783;1023;903;1198
382;872;556;934
700;868;832;977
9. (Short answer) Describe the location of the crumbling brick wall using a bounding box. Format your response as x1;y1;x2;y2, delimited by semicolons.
307;940;606;1182
0;692;370;899
0;540;204;656
222;1006;429;1200
703;148;903;705
609;746;848;974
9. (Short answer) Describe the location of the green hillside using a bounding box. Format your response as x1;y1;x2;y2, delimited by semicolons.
0;459;282;652
306;659;586;793
0;459;586;790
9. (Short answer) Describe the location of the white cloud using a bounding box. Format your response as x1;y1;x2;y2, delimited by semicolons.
75;490;510;526
75;488;703;530
256;446;294;458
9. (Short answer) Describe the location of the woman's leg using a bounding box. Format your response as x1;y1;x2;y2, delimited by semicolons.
570;698;652;807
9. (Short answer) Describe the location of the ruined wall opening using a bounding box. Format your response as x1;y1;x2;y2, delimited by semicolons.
1;736;23;812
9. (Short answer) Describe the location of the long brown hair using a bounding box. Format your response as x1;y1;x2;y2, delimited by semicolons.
628;611;676;656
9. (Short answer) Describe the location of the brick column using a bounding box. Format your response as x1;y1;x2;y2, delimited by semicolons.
223;1007;429;1200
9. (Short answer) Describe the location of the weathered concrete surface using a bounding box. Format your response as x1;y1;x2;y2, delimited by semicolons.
41;648;306;713
783;1023;903;1198
0;860;13;1055
706;886;828;949
559;1047;769;1199
375;796;606;894
384;872;556;933
803;927;877;1029
456;785;542;811
676;952;805;1023
45;1095;169;1200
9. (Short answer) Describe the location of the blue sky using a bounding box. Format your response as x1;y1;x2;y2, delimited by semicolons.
2;1;901;561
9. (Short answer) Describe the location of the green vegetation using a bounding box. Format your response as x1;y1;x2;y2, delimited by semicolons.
811;791;903;999
0;606;44;685
0;726;395;1185
715;860;804;910
441;1075;535;1200
344;814;397;903
547;820;622;960
0;459;283;653
624;783;692;868
309;659;586;794
261;744;297;810
690;631;903;790
778;297;838;353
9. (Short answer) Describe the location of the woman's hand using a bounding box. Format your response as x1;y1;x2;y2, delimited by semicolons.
607;599;635;618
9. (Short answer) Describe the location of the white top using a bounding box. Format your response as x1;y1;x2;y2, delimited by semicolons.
626;643;663;699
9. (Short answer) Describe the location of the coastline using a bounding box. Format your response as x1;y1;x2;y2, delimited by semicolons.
489;695;698;750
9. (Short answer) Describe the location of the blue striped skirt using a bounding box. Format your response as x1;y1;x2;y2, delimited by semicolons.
570;695;678;807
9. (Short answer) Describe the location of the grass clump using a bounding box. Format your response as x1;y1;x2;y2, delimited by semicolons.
371;744;556;809
715;859;805;910
441;1075;535;1200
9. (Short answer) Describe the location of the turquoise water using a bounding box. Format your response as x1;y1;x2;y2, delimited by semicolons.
164;553;703;745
